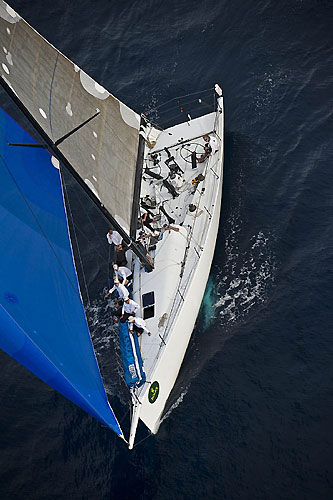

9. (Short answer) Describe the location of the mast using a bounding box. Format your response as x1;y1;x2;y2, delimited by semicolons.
0;76;153;271
130;116;147;240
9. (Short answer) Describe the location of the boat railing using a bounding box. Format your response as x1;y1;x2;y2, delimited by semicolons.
158;146;222;349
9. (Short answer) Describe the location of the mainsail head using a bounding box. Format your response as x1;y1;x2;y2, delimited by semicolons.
0;0;141;233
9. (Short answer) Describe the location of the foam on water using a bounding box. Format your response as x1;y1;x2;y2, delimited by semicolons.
215;229;276;325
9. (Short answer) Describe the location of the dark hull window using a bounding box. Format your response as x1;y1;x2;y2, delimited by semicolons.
142;291;155;319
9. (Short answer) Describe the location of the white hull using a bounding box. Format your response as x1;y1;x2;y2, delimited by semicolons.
129;96;224;447
141;154;223;433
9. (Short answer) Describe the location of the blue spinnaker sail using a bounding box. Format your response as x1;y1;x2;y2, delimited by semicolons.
0;108;122;437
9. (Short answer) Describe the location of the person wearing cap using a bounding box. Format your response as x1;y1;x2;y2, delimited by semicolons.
115;297;140;323
128;316;151;337
104;280;129;301
106;228;122;246
113;264;133;285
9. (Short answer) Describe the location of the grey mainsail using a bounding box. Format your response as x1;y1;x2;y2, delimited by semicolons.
0;1;140;232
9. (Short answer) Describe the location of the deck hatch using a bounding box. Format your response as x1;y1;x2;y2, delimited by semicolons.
142;291;155;319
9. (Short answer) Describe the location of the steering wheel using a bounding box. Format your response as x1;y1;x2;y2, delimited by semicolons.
180;142;205;163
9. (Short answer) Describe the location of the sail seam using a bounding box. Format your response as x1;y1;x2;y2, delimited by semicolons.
48;51;59;141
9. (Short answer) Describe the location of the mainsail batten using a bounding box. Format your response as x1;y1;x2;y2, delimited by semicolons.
0;1;140;233
0;107;122;436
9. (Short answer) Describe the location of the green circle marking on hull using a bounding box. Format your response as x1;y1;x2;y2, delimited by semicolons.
149;381;159;404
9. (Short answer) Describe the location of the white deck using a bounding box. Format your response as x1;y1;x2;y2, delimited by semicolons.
129;97;224;443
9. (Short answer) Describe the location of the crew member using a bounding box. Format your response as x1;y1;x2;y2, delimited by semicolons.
116;297;140;323
115;244;128;267
113;264;133;285
128;316;151;337
106;228;122;246
105;280;129;303
203;134;218;154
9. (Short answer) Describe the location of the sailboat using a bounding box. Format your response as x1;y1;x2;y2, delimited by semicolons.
0;2;224;448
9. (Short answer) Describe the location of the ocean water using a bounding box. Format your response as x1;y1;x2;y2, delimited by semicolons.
0;0;332;499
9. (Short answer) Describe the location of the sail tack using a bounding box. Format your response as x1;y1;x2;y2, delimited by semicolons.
0;108;122;436
0;1;141;232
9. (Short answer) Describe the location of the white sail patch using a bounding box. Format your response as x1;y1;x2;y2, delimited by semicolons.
79;70;109;100
5;51;12;65
0;1;21;23
51;156;60;169
1;62;9;74
65;102;73;116
39;108;47;119
119;102;140;130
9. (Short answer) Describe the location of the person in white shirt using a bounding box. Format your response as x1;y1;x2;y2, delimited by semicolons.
113;264;133;285
104;280;129;302
106;228;122;246
128;316;151;337
115;297;139;323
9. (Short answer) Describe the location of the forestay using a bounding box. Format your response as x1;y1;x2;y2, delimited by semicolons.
0;108;122;436
0;1;141;232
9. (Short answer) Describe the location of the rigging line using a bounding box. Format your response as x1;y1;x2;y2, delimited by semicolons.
49;52;59;141
119;407;130;424
145;87;214;113
0;154;83;303
158;103;215;128
62;171;91;306
156;95;215;117
133;431;153;448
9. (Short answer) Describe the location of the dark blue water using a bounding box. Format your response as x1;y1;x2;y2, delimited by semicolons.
1;0;332;498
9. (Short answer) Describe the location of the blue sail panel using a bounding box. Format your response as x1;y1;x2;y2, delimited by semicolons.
0;108;122;436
